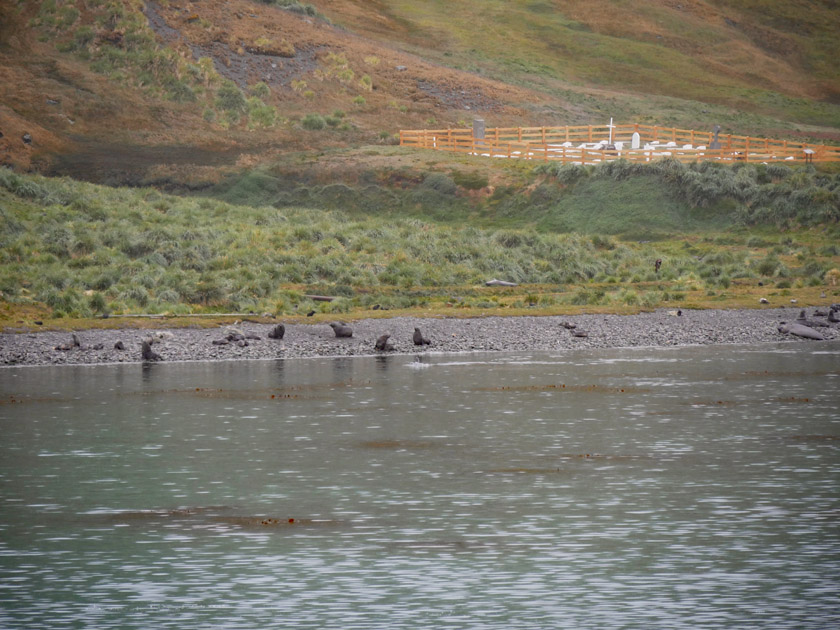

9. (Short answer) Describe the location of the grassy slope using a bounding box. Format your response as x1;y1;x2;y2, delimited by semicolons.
2;165;838;329
324;0;840;131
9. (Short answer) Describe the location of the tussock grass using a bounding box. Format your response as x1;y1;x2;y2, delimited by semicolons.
1;169;838;323
535;159;840;230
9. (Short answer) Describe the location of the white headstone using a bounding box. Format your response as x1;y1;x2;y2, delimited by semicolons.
631;132;641;149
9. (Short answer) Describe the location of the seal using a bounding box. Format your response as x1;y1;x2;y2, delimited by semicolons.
796;310;828;328
268;324;285;339
55;333;81;351
778;322;825;341
329;322;353;338
375;333;395;351
413;327;431;345
141;340;163;360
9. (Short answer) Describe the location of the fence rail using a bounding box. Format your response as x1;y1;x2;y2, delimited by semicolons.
399;123;840;164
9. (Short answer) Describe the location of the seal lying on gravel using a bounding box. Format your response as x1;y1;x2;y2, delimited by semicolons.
329;322;353;338
267;324;285;339
778;322;825;341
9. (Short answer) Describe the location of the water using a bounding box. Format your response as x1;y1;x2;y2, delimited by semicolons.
1;343;838;629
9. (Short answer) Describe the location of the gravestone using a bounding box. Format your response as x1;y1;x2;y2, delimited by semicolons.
709;124;722;150
631;132;641;149
473;118;485;145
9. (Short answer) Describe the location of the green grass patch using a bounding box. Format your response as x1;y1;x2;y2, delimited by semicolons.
2;168;837;322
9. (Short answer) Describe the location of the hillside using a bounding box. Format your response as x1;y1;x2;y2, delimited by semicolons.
1;0;839;326
1;0;838;182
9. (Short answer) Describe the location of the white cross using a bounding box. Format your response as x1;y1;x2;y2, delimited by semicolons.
607;117;616;145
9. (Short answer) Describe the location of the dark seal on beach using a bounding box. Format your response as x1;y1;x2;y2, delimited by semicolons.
55;333;81;351
141;340;163;361
268;324;285;339
375;333;395;351
796;310;828;328
413;327;431;345
329;322;353;338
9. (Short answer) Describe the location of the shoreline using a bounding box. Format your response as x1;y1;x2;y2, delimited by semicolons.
1;307;837;368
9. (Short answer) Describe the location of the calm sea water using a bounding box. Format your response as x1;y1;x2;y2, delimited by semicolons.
1;343;838;629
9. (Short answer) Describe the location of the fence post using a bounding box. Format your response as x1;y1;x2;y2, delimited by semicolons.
588;126;592;142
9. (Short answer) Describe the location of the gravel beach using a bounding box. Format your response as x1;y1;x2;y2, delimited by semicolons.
1;307;837;367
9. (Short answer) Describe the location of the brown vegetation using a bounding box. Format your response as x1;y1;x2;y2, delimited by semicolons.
1;0;835;183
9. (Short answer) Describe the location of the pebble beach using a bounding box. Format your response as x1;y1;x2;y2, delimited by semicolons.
1;307;836;367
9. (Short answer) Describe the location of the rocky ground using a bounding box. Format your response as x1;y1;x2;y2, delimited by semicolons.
0;307;837;368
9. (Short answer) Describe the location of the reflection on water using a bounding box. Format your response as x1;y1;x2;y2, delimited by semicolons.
1;343;839;629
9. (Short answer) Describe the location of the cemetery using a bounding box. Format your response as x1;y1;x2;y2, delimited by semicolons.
400;120;840;165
